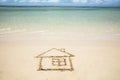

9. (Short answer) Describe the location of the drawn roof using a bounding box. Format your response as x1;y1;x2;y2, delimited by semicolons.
36;48;74;58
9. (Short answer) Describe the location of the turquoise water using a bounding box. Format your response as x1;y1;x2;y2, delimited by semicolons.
0;7;120;40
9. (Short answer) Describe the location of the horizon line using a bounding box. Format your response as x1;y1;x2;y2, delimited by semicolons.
0;5;120;8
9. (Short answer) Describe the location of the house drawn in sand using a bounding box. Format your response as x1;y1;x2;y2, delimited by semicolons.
35;48;74;71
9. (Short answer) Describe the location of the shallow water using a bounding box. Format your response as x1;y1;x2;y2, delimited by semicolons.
0;7;120;41
0;7;120;34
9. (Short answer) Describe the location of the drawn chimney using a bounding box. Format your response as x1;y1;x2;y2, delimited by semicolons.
60;48;65;52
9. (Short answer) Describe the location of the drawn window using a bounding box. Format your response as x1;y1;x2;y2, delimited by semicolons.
52;57;66;66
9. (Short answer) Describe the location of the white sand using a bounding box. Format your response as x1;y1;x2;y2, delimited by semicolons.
0;32;120;80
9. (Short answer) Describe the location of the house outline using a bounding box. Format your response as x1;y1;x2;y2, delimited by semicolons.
35;48;75;71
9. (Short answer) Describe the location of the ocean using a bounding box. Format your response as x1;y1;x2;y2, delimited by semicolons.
0;7;120;34
0;7;120;40
0;7;120;41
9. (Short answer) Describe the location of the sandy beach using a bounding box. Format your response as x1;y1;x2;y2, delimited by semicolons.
0;31;120;80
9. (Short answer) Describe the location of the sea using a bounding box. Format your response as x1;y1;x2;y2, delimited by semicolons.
0;6;120;41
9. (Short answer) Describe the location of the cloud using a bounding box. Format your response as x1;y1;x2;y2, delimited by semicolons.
95;0;104;3
72;0;105;4
72;0;120;4
19;0;26;2
72;0;79;3
80;0;88;3
14;0;59;3
0;0;7;2
72;0;106;4
1;0;120;6
49;0;59;2
94;0;120;3
72;0;88;3
39;0;59;3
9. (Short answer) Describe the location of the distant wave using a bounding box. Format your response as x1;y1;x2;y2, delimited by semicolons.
0;28;26;34
0;27;46;34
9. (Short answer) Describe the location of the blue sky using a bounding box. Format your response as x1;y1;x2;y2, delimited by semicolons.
0;0;120;6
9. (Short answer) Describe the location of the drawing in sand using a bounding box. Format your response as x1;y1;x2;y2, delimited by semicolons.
35;48;75;71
